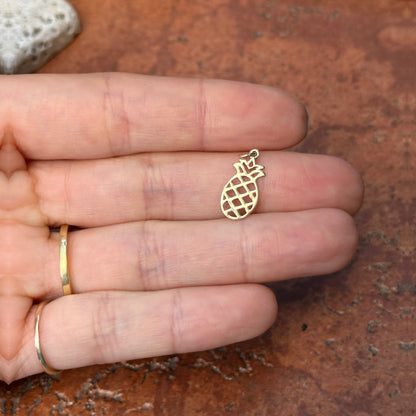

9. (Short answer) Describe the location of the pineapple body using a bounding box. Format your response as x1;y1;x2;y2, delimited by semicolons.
221;150;265;220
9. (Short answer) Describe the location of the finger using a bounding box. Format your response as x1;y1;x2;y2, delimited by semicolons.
20;285;277;377
43;209;358;296
5;73;307;159
30;152;363;226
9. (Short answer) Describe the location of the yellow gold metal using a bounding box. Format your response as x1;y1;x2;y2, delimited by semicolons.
221;149;265;220
34;300;61;375
59;224;72;296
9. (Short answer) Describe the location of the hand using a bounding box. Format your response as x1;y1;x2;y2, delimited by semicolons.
0;73;363;383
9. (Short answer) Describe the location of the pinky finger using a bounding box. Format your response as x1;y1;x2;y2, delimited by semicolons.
22;285;277;378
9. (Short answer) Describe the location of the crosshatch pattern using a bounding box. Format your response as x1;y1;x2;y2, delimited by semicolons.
221;155;265;220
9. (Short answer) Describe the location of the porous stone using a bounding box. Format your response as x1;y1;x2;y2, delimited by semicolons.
0;0;81;74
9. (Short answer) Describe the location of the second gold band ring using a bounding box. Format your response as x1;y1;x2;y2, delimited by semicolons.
34;300;61;375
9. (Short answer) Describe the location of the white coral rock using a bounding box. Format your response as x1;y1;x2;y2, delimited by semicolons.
0;0;81;74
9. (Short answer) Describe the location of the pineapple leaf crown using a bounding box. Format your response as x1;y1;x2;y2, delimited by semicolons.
233;157;265;178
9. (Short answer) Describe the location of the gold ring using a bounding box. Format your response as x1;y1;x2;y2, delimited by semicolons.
59;224;72;296
34;300;61;375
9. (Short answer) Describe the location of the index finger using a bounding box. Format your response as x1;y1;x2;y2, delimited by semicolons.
2;73;308;159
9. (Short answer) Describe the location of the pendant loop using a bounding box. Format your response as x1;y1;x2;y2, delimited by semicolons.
241;149;259;159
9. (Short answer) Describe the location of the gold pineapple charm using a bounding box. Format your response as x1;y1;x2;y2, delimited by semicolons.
221;149;265;220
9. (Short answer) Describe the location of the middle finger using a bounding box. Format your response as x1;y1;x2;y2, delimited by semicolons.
30;151;363;227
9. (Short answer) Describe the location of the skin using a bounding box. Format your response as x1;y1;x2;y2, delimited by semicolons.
0;73;363;383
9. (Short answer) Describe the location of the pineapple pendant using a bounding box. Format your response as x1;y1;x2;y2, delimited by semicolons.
221;149;265;220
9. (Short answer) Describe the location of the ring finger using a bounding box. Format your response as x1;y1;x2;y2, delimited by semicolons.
39;209;358;296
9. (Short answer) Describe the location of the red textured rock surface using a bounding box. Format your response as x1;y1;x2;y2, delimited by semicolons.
2;0;415;415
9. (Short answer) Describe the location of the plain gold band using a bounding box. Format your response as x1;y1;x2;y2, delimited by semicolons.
34;300;61;375
60;224;72;296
